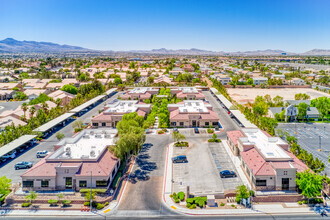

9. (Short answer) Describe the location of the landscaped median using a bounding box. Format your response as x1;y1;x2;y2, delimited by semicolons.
162;142;317;216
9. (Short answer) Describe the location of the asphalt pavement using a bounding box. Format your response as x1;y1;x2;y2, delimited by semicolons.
0;92;122;183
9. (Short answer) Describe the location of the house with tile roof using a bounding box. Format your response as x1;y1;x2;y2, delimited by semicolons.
48;90;76;106
92;100;151;128
21;129;120;191
120;87;159;101
226;128;309;191
168;100;219;128
170;87;205;100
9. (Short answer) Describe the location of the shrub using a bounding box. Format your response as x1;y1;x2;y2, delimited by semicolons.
231;204;235;207
195;197;207;207
207;128;214;134
80;188;107;194
220;202;225;206
74;128;83;133
208;139;221;142
158;130;165;134
177;191;185;201
298;201;302;205
48;199;58;206
174;141;188;147
189;204;196;209
62;200;71;206
174;198;180;203
96;203;105;210
104;202;109;206
186;198;194;204
111;172;122;189
303;200;308;204
22;202;31;207
186;203;191;208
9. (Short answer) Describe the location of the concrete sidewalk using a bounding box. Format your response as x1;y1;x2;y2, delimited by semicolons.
162;142;318;216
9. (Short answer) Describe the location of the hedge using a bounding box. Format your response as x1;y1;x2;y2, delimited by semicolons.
174;141;188;147
62;200;71;206
48;199;58;205
21;202;31;207
80;188;107;194
111;172;122;189
208;139;221;143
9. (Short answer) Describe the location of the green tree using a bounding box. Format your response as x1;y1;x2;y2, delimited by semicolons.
61;84;78;95
25;191;38;204
235;185;250;203
21;103;28;120
114;77;122;85
172;131;186;143
297;102;308;121
0;176;12;196
147;76;154;84
296;170;323;203
56;132;65;141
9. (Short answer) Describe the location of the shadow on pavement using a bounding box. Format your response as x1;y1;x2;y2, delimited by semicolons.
128;143;157;184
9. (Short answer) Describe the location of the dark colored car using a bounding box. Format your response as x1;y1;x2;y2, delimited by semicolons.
194;128;199;133
220;170;237;178
172;155;188;163
15;161;33;170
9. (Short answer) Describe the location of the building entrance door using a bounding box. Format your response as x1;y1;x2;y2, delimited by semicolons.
282;178;289;190
65;177;73;189
192;120;197;127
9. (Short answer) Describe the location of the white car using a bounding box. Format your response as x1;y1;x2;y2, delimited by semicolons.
36;150;50;158
2;150;16;159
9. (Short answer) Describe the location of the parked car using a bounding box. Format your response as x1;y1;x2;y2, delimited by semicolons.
0;157;7;164
220;170;237;178
172;155;188;163
173;128;179;133
15;161;33;170
194;128;199;133
2;150;16;159
36;150;49;158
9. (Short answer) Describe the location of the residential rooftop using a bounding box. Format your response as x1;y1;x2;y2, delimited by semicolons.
48;129;117;161
239;128;290;161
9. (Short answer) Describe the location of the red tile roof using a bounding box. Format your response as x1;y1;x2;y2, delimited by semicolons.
227;130;245;146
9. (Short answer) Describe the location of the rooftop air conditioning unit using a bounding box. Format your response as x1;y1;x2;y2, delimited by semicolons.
90;150;96;157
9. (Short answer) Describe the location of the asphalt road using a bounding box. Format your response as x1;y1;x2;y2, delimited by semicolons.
0;92;122;183
116;134;172;214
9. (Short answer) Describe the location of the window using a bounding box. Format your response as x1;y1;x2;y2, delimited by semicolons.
23;181;34;187
256;180;267;186
41;180;49;187
96;180;108;187
180;122;184;126
212;122;218;126
92;123;98;127
205;122;209;126
171;122;176;126
101;122;106;127
284;171;288;175
79;180;87;187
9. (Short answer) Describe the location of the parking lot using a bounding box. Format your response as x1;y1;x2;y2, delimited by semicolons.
172;135;243;198
0;92;121;184
277;123;330;174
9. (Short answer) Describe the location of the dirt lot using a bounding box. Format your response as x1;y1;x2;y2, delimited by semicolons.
227;88;329;104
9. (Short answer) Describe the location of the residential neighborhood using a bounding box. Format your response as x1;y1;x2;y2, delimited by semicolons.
1;0;330;219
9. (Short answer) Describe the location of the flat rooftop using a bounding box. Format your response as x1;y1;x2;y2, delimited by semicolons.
105;100;150;114
178;87;198;93
239;128;290;160
169;100;211;113
129;87;157;94
48;129;117;161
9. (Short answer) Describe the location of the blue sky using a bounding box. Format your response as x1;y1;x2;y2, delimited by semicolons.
0;0;329;52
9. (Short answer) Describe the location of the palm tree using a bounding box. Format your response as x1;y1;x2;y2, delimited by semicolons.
29;106;36;118
55;98;62;108
21;103;28;121
41;102;49;114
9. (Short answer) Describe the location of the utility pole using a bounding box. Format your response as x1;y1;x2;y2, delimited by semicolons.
90;171;93;212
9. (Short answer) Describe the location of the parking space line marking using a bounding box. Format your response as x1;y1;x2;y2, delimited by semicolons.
171;206;177;209
104;208;111;213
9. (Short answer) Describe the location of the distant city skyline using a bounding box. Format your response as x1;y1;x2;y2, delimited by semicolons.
0;0;329;52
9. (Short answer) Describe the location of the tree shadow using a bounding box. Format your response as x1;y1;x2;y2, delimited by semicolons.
128;143;157;184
